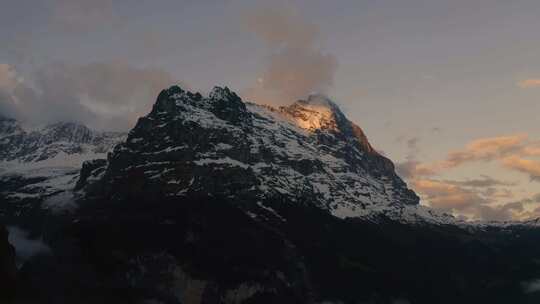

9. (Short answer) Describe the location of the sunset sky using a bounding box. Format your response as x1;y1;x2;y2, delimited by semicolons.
1;0;540;221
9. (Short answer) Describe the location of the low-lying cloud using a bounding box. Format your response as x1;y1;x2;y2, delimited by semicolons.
242;6;338;105
7;226;51;265
412;178;533;221
522;278;540;293
0;62;175;131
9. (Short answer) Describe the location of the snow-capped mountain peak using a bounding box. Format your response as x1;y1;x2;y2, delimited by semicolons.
276;94;379;158
277;94;342;131
282;104;333;130
76;85;427;223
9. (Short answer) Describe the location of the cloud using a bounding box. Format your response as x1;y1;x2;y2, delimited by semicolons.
398;134;540;186
0;62;175;130
522;278;540;293
501;156;540;181
443;175;516;188
442;134;528;167
395;136;425;179
396;160;422;179
412;178;528;221
395;134;540;220
522;144;540;157
412;179;485;211
518;79;540;88
0;64;21;92
7;226;51;264
475;202;525;222
511;193;540;206
400;134;532;179
0;64;25;116
242;6;338;105
413;175;540;221
394;131;540;220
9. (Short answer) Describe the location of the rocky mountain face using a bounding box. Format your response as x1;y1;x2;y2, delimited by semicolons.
79;85;420;221
2;86;540;303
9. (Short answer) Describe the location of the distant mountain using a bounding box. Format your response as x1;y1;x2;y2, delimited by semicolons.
2;86;540;304
0;116;124;164
0;116;125;212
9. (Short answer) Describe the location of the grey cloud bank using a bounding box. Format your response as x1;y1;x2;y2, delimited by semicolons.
0;62;175;131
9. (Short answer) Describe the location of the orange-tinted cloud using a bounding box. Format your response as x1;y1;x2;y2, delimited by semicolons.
396;134;540;220
522;144;540;157
413;179;494;220
501;156;540;181
413;179;485;210
411;178;537;221
399;134;531;179
440;134;527;168
518;79;540;88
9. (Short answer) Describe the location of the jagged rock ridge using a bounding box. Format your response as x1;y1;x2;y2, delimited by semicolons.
81;85;420;220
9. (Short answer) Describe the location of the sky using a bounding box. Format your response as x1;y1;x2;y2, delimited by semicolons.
1;0;540;221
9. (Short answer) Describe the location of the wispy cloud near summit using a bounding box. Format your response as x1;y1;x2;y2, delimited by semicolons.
242;6;337;106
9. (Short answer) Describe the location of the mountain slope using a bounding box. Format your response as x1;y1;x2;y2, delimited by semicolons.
80;85;424;222
0;117;125;215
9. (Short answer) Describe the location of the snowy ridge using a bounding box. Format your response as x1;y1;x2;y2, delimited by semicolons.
245;103;420;217
0;118;125;164
0;117;125;210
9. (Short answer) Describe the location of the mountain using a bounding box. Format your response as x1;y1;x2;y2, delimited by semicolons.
2;86;540;304
0;116;125;217
0;116;124;164
79;85;438;222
